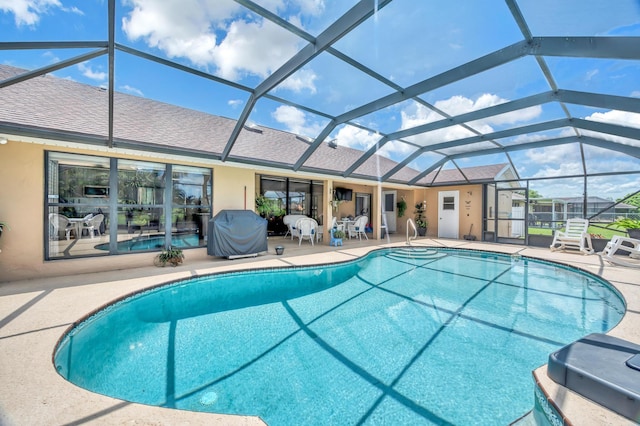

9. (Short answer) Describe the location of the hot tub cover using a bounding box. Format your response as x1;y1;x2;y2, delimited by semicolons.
208;210;267;257
547;333;640;421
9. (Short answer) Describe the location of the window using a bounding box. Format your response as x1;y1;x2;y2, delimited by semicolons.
172;165;212;242
258;175;323;235
47;153;110;259
46;152;212;259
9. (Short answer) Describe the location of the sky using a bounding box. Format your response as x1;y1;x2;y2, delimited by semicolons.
1;0;640;200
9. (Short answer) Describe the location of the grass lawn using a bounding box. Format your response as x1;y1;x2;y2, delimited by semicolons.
527;225;626;239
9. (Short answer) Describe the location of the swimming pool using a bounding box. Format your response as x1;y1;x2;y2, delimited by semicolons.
54;248;625;425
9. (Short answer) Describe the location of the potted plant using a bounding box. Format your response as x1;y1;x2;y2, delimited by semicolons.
154;246;184;267
333;229;346;239
611;218;640;239
330;228;345;246
255;195;285;218
396;198;407;218
414;202;428;236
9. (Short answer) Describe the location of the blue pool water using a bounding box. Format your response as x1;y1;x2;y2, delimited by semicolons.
54;248;625;425
95;233;200;251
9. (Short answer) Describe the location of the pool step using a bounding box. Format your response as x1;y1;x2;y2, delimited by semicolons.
387;247;440;260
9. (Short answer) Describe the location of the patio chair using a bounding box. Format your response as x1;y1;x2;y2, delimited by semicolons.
348;215;369;240
82;214;104;238
283;214;307;239
295;217;317;246
49;213;75;240
599;235;640;268
549;218;593;255
331;216;345;232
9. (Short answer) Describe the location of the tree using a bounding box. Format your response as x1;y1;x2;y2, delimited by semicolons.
617;191;640;211
527;189;543;199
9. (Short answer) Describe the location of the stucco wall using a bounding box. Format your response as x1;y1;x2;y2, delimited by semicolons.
0;141;45;281
0;140;487;282
0;141;253;282
419;184;483;240
213;166;255;213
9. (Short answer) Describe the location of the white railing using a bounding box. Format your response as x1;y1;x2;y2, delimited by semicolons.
407;218;417;245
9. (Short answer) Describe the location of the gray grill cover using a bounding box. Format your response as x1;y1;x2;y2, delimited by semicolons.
207;210;267;257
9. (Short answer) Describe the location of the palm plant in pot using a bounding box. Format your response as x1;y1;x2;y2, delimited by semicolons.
612;218;640;239
154;246;184;267
414;202;428;236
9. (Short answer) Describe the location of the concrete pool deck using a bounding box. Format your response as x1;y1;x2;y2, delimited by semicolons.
1;236;639;425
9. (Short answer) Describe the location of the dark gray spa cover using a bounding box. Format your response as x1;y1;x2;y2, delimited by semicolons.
207;210;267;258
547;333;640;421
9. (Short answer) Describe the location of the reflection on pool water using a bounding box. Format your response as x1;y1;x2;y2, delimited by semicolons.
95;233;200;251
54;248;625;425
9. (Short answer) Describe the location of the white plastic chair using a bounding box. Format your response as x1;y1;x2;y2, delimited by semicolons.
82;214;104;238
295;218;317;246
549;218;593;255
348;216;368;240
599;235;640;268
331;216;345;232
49;213;75;240
283;214;307;239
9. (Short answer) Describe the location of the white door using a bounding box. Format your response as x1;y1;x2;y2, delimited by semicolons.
511;206;525;237
382;190;397;233
438;190;459;239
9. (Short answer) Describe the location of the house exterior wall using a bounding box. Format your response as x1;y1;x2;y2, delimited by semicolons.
0;140;232;282
214;166;255;213
411;184;483;240
0;139;487;282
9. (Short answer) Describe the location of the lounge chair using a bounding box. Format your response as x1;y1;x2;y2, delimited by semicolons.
549;218;593;255
599;235;640;268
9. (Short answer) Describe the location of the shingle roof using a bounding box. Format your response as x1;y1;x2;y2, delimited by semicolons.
0;64;511;185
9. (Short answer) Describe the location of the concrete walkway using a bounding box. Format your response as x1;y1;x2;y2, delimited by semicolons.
1;236;638;425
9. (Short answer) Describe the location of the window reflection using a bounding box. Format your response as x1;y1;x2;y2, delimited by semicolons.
47;153;110;259
46;152;212;259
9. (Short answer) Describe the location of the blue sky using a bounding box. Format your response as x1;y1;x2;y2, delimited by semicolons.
1;0;640;199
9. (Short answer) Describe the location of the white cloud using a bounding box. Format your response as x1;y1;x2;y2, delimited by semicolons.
228;99;243;108
585;69;599;81
526;143;580;167
295;0;324;16
333;125;380;151
379;140;417;161
400;102;475;146
121;0;307;85
396;94;542;148
0;0;62;26
120;85;144;97
271;105;323;137
63;6;82;16
587;109;640;127
277;68;317;94
576;109;640;147
42;50;60;64
77;63;106;82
